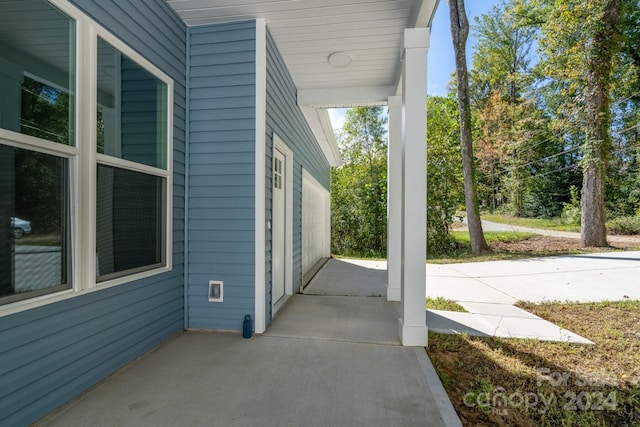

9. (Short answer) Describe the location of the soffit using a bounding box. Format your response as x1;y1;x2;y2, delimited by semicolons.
167;0;437;107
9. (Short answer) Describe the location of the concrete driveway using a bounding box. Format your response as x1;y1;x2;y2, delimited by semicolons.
344;251;639;342
427;251;640;304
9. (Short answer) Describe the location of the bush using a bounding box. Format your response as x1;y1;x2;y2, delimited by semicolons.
560;185;581;225
606;216;640;235
560;206;581;225
427;230;461;258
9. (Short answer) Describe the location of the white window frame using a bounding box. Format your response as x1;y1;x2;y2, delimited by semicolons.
0;0;173;317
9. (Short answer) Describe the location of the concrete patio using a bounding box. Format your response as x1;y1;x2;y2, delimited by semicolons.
37;259;461;427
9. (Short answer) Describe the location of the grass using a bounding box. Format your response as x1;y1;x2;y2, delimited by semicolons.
481;213;581;232
451;230;534;244
426;297;467;312
15;234;62;247
332;251;387;261
427;301;640;426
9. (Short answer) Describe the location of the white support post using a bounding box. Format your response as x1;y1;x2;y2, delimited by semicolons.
387;95;402;302
399;27;429;347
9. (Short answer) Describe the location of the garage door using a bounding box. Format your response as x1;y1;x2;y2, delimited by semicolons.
302;169;330;275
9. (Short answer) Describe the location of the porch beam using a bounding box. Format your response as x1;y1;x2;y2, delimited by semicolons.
297;86;395;108
386;95;402;302
399;27;429;347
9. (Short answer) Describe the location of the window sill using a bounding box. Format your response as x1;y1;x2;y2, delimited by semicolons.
0;265;173;318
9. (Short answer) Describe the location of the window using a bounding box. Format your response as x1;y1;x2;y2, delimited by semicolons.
97;165;165;282
0;1;76;145
95;37;170;282
97;38;168;169
0;147;70;304
0;0;172;311
0;0;75;305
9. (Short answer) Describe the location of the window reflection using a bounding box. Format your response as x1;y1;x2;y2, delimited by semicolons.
0;0;75;145
97;38;168;169
21;75;72;144
0;145;70;304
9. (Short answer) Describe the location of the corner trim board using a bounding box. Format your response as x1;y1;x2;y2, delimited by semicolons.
254;18;267;334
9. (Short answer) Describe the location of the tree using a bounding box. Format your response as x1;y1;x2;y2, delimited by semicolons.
607;0;640;216
470;0;536;107
331;107;388;256
448;0;489;254
538;0;623;247
427;96;464;252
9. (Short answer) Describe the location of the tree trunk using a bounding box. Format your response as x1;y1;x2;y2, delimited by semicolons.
581;0;622;247
449;0;489;254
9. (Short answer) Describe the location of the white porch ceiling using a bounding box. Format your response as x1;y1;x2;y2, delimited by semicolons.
167;0;438;108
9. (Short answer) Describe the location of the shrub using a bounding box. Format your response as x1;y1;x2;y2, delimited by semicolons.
560;185;581;225
607;216;640;235
427;229;461;258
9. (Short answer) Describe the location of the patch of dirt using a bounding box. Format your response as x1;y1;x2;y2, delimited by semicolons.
490;235;640;253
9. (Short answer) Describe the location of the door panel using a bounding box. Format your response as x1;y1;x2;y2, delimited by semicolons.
272;148;286;305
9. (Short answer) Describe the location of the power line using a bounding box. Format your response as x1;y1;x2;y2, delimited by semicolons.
483;145;583;180
486;139;640;186
474;89;640;161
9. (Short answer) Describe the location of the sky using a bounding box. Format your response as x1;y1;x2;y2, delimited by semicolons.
427;0;501;96
329;0;502;130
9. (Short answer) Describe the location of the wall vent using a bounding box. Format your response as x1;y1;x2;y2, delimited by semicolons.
208;280;223;302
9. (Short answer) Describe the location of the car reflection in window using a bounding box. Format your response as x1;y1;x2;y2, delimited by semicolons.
11;217;32;239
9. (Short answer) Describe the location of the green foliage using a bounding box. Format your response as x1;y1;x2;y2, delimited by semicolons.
331;107;388;256
470;0;583;219
560;185;582;225
426;96;464;255
471;0;639;227
451;230;534;244
21;76;71;145
428;230;535;261
481;213;581;232
606;216;640;235
470;0;536;107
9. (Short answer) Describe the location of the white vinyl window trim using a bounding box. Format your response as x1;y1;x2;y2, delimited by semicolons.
0;0;173;317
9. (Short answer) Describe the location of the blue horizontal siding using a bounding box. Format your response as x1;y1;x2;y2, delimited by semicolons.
187;21;257;331
0;1;187;425
264;29;331;322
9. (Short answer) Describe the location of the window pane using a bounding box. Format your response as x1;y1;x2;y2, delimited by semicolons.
97;39;168;169
0;0;75;145
96;165;164;282
0;144;70;305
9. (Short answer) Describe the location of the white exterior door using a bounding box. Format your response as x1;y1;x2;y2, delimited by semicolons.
272;148;286;305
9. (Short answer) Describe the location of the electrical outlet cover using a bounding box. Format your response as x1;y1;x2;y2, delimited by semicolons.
208;280;223;302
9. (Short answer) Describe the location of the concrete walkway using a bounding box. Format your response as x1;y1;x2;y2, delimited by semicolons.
337;251;639;343
38;259;462;427
426;251;640;343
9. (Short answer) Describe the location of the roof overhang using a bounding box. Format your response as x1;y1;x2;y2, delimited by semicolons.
300;107;342;166
167;0;438;166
